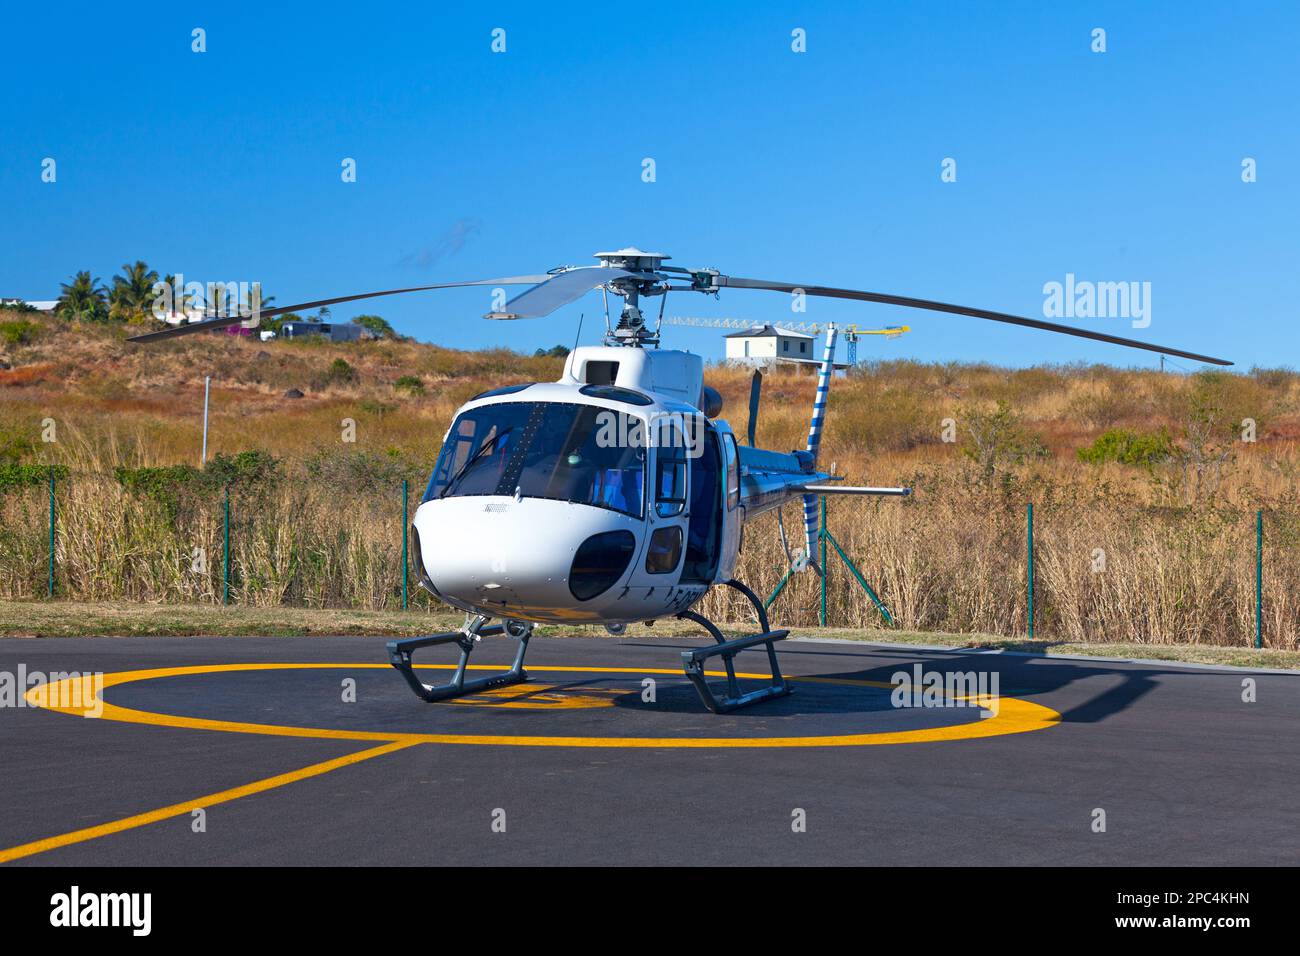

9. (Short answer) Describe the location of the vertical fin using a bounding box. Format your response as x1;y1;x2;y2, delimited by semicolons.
801;324;837;575
747;370;762;446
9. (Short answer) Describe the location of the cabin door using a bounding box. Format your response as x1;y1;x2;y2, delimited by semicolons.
681;429;722;585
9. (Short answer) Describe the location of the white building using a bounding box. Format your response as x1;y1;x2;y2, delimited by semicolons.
0;299;57;312
723;325;847;371
724;324;813;363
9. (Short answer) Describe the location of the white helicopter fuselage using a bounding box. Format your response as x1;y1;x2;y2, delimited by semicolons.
410;346;829;625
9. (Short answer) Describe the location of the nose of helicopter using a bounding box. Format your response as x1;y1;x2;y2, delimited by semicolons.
411;495;641;616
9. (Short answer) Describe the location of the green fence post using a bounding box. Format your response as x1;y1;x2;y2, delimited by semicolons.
47;465;56;598
1027;502;1035;639
819;496;828;627
1255;509;1263;649
222;486;231;606
401;479;409;611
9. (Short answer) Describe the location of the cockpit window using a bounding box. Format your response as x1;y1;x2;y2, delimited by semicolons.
425;402;645;518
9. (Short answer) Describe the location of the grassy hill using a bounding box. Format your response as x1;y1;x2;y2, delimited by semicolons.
1;308;1297;646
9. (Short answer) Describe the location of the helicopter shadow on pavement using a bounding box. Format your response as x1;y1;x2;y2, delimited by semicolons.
769;641;1279;725
610;673;906;719
616;639;1284;724
605;643;966;721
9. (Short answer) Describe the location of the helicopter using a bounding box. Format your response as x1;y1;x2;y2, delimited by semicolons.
130;247;1232;714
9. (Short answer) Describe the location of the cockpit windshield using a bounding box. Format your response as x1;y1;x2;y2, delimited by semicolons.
424;402;646;518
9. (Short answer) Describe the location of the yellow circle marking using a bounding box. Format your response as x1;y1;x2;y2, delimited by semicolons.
23;663;1060;748
449;682;619;709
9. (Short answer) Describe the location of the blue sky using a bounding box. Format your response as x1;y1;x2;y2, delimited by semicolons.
2;1;1295;369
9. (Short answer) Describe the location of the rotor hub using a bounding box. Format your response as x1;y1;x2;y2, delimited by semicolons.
594;247;670;272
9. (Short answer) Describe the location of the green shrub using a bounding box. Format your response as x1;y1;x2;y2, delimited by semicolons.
0;462;67;493
114;450;281;515
113;463;202;515
960;400;1050;477
203;450;281;489
0;425;35;464
393;375;424;395
305;448;408;494
328;358;355;383
0;320;41;346
1078;428;1176;467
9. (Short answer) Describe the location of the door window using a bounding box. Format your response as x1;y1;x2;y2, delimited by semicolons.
654;421;688;518
723;433;740;510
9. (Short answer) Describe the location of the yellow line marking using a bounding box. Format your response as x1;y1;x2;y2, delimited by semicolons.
23;663;1061;749
6;662;1060;865
0;740;417;865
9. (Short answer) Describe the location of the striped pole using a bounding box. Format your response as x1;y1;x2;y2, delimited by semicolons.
802;324;837;568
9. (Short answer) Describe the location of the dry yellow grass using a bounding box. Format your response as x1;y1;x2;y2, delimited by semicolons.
2;309;1296;648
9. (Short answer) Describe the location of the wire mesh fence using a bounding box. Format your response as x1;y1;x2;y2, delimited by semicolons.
1;468;416;611
2;467;1296;648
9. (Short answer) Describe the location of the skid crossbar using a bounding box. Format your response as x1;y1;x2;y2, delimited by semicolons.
679;621;792;714
387;620;531;703
677;579;792;714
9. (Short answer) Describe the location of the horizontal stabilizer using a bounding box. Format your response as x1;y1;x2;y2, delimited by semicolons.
800;485;912;496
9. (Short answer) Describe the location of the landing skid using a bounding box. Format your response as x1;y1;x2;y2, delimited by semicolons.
677;579;792;714
387;615;532;703
389;586;789;715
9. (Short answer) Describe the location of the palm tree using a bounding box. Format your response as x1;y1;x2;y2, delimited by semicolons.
157;274;208;321
109;260;160;322
232;285;276;338
238;284;274;317
157;274;181;320
264;310;298;334
56;271;108;322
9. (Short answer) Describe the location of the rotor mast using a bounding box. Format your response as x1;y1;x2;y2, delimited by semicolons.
594;248;673;348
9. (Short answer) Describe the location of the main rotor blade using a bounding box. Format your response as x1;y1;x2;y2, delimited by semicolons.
129;313;249;341
714;276;1233;366
486;266;636;319
127;275;549;343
